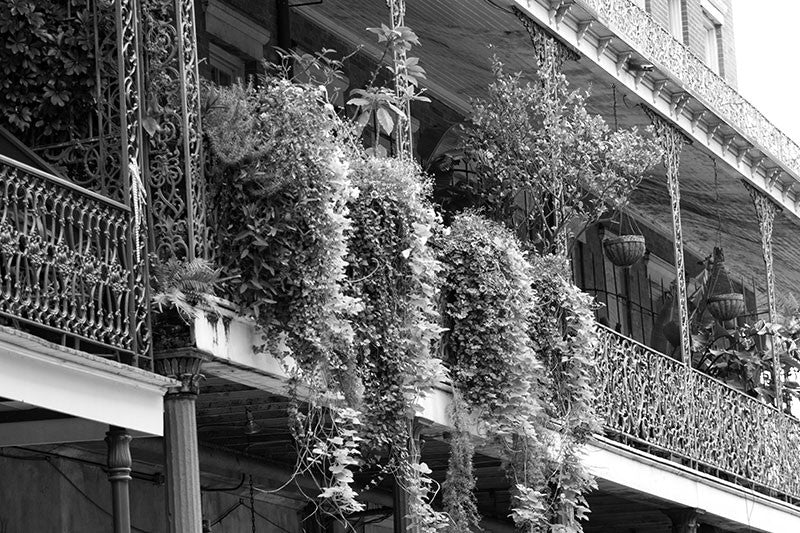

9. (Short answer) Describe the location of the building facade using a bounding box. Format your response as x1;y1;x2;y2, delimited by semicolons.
2;0;800;532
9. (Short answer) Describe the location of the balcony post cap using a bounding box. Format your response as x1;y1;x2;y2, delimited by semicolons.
154;348;212;396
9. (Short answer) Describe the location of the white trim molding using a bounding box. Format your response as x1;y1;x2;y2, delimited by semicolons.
0;327;176;437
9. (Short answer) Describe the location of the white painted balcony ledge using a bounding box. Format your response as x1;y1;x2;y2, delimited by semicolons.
0;325;177;443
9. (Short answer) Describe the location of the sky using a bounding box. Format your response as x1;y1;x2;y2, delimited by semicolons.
732;0;800;143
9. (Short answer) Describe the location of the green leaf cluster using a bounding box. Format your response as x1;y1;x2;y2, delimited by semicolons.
0;0;99;142
205;78;359;375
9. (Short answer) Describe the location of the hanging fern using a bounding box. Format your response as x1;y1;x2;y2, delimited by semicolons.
151;256;221;319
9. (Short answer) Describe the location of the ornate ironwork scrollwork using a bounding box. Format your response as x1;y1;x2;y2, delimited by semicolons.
644;107;690;362
579;0;800;179
747;183;782;405
597;326;800;501
115;0;153;369
141;0;209;262
514;7;580;71
0;157;135;354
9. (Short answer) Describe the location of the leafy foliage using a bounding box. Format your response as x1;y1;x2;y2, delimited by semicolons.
0;0;99;142
527;255;600;529
346;155;445;457
442;392;481;533
151;257;221;319
438;213;550;529
205;78;359;375
692;320;800;406
464;58;661;253
348;24;429;155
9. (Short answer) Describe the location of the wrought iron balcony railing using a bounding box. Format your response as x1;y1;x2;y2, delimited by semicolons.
579;0;800;178
596;325;800;501
0;154;139;364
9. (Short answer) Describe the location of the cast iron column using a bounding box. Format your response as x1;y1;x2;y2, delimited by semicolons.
106;426;133;533
747;184;783;407
157;349;208;533
645;108;690;362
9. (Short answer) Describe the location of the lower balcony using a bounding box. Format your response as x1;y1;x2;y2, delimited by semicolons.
0;144;170;445
597;324;800;505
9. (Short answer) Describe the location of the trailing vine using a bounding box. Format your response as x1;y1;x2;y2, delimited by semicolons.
204;79;358;378
438;212;549;530
528;255;600;530
346;155;445;459
442;391;480;533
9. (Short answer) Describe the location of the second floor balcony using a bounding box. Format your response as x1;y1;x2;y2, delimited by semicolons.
3;0;800;527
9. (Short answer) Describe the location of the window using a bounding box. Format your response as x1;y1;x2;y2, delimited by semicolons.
208;43;245;86
668;0;683;41
704;19;721;74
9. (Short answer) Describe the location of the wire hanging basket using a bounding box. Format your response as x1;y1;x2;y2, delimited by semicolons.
603;210;646;267
705;247;745;322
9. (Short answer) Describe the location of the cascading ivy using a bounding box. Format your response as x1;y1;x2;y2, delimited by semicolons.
528;254;601;530
345;155;448;531
346;155;445;456
438;212;550;531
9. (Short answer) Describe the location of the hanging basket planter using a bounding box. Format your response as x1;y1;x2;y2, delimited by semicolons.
707;293;745;322
603;235;646;267
704;247;745;323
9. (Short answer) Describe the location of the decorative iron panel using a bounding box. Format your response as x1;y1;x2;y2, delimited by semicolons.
596;325;800;500
31;0;125;202
0;156;135;355
141;0;210;262
578;0;800;178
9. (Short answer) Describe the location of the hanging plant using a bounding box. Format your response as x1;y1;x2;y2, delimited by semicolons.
344;155;448;531
527;254;601;529
602;212;646;267
704;247;745;323
204;78;359;378
438;212;549;530
345;155;445;456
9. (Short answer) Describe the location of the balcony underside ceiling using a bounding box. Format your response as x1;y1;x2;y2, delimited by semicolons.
297;0;800;305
